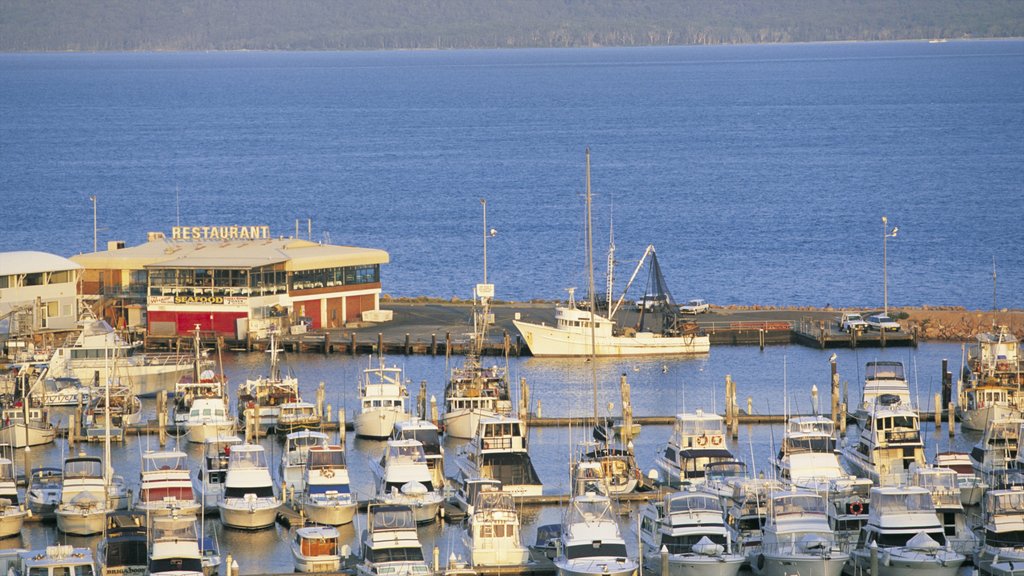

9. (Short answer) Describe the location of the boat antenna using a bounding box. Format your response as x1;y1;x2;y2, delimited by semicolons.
585;148;599;426
992;256;998;329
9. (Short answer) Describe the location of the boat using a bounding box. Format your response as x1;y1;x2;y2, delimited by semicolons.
46;316;193;398
853;361;911;428
199;435;242;506
451;477;502;517
392;418;445;489
849;486;965;576
171;327;227;427
970;414;1024;481
148;515;205;576
553;490;638;576
354;356;411;439
291;525;343;573
0;399;56;448
184;397;235;445
455;415;543;497
841;394;925;485
55;453;108;535
909;465;976;557
97;511;147;576
300;443;357;526
25;466;62;519
724;477;784;560
576;442;641;495
280;430;329;494
15;545;97;576
934;451;988;506
653;410;734;487
236;331;300;434
372;439;444;524
276;401;322;434
355;503;432;576
701;460;752;500
134;449;201;518
83;377;142;440
0;445;28;539
749;490;849;576
36;375;91;407
975;485;1024;576
462;483;530;568
217;443;280;530
958;326;1024;431
638;489;745;576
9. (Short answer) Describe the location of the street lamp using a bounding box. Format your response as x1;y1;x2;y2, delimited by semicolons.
90;195;97;253
882;216;899;317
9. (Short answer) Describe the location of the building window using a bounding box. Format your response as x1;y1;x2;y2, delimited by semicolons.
0;275;8;289
23;273;44;286
50;270;73;284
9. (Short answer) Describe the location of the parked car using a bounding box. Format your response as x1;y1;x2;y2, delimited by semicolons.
837;312;869;333
679;299;710;315
865;314;901;332
636;295;670;311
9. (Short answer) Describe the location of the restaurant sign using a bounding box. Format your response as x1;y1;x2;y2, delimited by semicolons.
171;225;271;241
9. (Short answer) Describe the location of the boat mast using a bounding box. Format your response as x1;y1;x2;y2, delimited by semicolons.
585;148;598;423
606;206;615;319
992;256;997;329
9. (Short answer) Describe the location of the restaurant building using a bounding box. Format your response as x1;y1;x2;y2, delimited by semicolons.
71;226;390;339
0;251;82;334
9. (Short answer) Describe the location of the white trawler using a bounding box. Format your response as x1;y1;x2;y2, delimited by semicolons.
354;356;411;439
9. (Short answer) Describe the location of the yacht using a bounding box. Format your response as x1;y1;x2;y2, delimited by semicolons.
854;361;911;428
750;490;849;576
279;430;329;493
199;435;241;506
135;449;201;518
171;328;226;426
455;415;542;496
291;525;343;573
148;515;205;576
701;460;750;500
184;397;235;445
725;477;784;560
841;394;925;485
372;439;444;524
442;305;513;438
576;442;641;495
654;410;734;487
850;486;965;576
97;511;147;576
970;414;1024;481
553;491;638;576
26;466;62;519
16;546;97;576
392;418;445;489
959;326;1024;431
0;401;56;448
276;401;322;434
355;504;431;576
236;331;300;434
218;443;280;530
55;453;108;536
451;477;502;517
934;451;987;506
910;465;976;557
462;484;530;567
975;485;1024;576
354;357;411;439
301;443;357;526
0;447;28;538
638;489;745;576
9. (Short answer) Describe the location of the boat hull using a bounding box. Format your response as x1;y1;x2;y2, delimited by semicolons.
959;403;1018;432
66;363;190;398
301;500;357;526
0;423;55;448
850;548;964;576
642;553;744;576
751;552;849;576
354;409;408;439
0;507;27;538
186;420;235;444
292;550;341;573
136;501;202;518
976;548;1024;576
56;507;106;535
555;557;638;576
514;320;709;357
443;409;494;440
218;499;280;530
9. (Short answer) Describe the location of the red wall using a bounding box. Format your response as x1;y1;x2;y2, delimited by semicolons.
148;310;248;336
297;300;321;329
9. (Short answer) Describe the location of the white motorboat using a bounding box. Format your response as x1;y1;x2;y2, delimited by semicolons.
217;443;280;530
55;453;108;536
553;491;638;576
455;415;542;496
36;375;91;407
301;443;357;526
0;401;56;448
355;504;432;576
654;410;734;486
291;525;343;573
276;401;322;435
16;545;97;576
392;418;445;489
910;465;977;556
935;451;988;506
750;490;849;576
135;449;201;518
462;483;530;567
237;331;300;434
26;466;62;519
199;435;241;506
724;477;784;560
279;430;329;494
970;414;1024;481
699;460;749;501
853;361;911;429
354;357;411;439
0;448;28;538
841;394;925;485
372;439;443;524
171;326;227;426
451;477;502;516
638;489;744;576
148;514;205;576
97;511;148;576
576;442;641;495
184;397;235;445
975;485;1024;576
850;486;965;576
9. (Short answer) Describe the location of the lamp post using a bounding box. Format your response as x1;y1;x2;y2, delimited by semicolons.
90;195;97;253
481;198;488;285
882;216;899;317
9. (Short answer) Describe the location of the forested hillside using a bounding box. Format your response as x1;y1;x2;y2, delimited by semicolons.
2;0;1022;52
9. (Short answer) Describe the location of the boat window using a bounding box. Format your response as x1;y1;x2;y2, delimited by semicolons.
661;533;726;554
565;542;628;560
986;530;1024;547
667;495;721;513
224;486;274;498
308;483;351;495
149;558;203;573
875;530;945;547
367;547;424;563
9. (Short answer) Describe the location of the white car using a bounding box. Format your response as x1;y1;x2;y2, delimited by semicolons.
679;299;710;314
837;312;869;333
865;314;901;332
636;295;670;311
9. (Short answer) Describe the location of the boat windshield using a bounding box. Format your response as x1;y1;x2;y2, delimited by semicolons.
913;469;957;490
784;436;835;454
565;496;615;525
142;452;187;472
675;414;724;436
565;542;628;560
148;558;204;573
0;460;13;480
705;461;746;481
150;516;198;541
64;458;102;478
987;491;1024;515
398;427;441;450
370;506;416;531
288;433;327;449
773;494;826;515
228;447;267;469
366;547;424;564
473;489;515;513
865;362;906;380
387;442;426;463
667;494;722;514
307;448;346;468
874;491;933;513
661;533;727;554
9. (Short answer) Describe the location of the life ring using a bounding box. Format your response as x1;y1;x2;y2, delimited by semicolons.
850;501;863;515
697;435;708;447
711;435;722;446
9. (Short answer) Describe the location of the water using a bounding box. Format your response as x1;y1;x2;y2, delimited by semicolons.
2;41;1022;309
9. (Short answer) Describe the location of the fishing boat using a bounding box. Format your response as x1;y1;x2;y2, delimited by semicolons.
184;397;235;445
97;511;147;576
301;443;357;526
236;331;300;434
0;446;28;538
355;504;431;576
654;410;734;487
280;430;329;494
849;486;965;576
15;546;97;576
638;489;745;576
553;490;638;576
36;375;91;407
975;485;1024;576
199;436;241;506
291;525;343;573
750;490;849;576
148;515;205;576
970;414;1024;481
83;377;142;440
0;399;56;448
134;449;201;518
934;451;987;506
217;443;280;530
372;439;444;524
276;401;322;434
853;361;911;429
55;453;108;535
354;356;411;439
576;442;641;495
171;328;226;424
958;325;1024;431
26;466;62;519
455;415;542;497
841;394;925;485
392;418;445;489
462;483;530;567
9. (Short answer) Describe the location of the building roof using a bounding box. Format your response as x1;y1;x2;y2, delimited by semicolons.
0;251;83;276
70;238;389;271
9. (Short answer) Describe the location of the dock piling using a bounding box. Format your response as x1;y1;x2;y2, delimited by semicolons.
431;334;437;356
377;332;383;353
404;333;411;355
934;393;942;429
948;402;955;437
839;403;847;435
350;333;356;356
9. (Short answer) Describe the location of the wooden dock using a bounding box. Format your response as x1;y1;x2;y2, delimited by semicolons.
791;318;917;349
